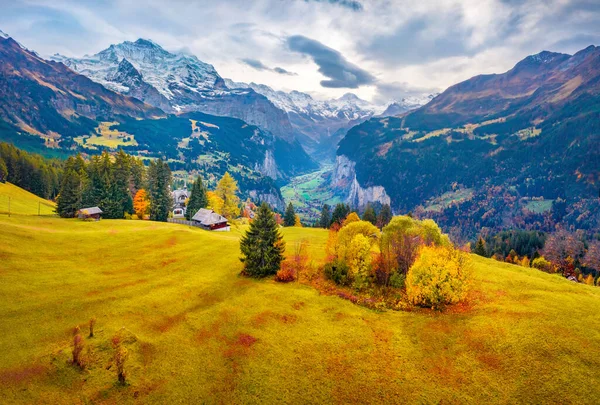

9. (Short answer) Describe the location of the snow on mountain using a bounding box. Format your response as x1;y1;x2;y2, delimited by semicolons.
52;39;223;102
224;79;384;120
0;30;9;39
379;94;438;117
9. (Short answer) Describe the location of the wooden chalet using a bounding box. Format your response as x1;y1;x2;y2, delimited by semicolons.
191;208;230;231
78;206;103;221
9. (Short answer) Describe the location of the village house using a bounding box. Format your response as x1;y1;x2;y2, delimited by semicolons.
172;188;188;218
77;207;103;221
192;208;230;231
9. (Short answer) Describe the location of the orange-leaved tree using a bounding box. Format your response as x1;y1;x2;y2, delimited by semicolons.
133;189;150;219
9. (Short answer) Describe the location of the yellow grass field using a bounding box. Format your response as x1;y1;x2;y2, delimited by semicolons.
1;185;600;403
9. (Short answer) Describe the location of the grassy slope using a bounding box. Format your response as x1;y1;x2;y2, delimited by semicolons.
0;214;599;403
0;182;56;216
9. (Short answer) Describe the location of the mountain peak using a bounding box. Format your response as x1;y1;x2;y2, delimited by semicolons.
0;29;9;40
133;38;161;48
338;93;360;101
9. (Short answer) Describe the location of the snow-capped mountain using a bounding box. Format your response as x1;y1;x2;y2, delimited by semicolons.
224;79;389;158
51;39;295;141
379;94;438;117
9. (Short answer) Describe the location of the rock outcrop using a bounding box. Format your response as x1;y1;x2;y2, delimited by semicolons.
331;155;391;208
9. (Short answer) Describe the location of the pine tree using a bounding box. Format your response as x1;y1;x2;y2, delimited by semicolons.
0;158;7;183
147;159;172;222
186;175;208;220
215;172;240;219
319;204;331;228
56;167;82;218
331;203;351;226
473;237;487;257
284;202;296;227
240;202;285;278
362;203;377;225
377;204;393;228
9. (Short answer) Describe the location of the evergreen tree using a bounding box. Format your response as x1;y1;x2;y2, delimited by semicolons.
362;203;377;225
377;204;393;228
284;202;296;227
319;204;331;228
111;150;133;218
215;172;240;219
147;159;172;222
473;237;487;257
56;166;82;218
186;175;208;220
0;158;7;183
331;203;351;226
239;202;285;277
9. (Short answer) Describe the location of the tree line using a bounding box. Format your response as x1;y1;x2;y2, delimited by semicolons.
56;150;172;221
0;142;61;199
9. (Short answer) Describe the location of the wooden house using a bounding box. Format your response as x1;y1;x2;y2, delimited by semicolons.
78;207;103;221
191;208;230;231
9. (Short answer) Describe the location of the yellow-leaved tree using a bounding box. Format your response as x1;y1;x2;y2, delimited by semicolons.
294;214;302;227
207;191;224;214
348;234;373;289
342;212;360;227
215;172;240;219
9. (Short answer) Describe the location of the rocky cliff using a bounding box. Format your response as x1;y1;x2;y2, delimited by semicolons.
331;155;391;208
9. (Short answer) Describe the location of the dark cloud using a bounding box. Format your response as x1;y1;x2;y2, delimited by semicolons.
286;35;375;88
273;66;297;76
240;58;297;75
303;0;363;12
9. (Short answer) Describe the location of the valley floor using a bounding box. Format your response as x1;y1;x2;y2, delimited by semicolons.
1;213;600;403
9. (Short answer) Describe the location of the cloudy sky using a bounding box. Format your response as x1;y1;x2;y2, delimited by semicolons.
1;0;599;103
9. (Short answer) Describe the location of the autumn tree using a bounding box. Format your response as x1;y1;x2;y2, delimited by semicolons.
215;172;240;219
240;202;285;277
294;214;302;227
186;175;208;220
133;189;150;219
207;191;224;214
362;204;377;225
583;241;600;273
543;229;584;276
147;159;172;222
319;204;331;228
284;202;296;227
342;212;360;227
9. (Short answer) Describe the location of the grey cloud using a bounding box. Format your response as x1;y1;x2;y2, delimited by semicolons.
287;35;375;88
373;81;440;105
240;58;297;75
302;0;363;11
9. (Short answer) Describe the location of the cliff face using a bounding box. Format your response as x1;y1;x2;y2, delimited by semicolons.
255;150;280;180
332;155;391;208
248;189;285;212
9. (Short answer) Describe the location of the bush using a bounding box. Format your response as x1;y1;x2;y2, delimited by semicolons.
324;260;351;286
406;246;472;309
275;261;296;282
532;256;554;273
389;271;406;289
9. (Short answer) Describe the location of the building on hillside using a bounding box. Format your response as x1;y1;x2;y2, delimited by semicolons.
172;188;188;218
78;207;103;221
192;208;230;231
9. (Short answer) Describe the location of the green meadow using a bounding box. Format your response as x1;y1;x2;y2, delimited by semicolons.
1;183;600;403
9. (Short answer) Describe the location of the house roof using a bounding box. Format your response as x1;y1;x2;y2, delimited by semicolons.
192;208;228;226
79;207;103;215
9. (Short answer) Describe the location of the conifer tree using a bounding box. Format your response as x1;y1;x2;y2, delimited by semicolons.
147;159;172;222
362;203;377;225
186;175;208;220
331;203;351;226
473;237;487;257
0;158;7;183
377;204;393;228
240;202;285;278
56;166;82;218
215;172;240;219
284;202;296;226
319;204;331;228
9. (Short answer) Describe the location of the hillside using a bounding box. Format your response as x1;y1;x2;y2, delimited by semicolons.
1;211;599;403
0;182;55;215
0;35;163;149
335;45;600;239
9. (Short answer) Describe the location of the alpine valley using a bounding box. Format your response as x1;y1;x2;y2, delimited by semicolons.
0;29;599;238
